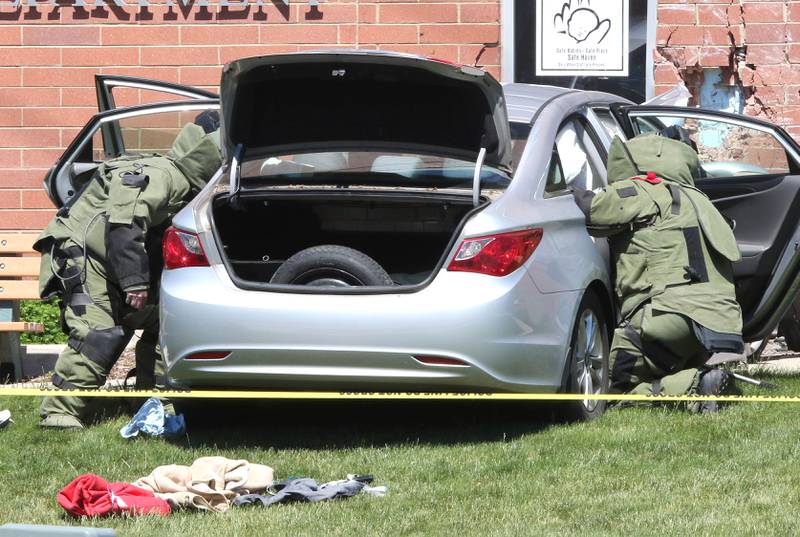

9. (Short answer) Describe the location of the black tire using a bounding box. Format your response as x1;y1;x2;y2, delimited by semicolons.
270;245;394;287
778;295;800;351
559;291;611;422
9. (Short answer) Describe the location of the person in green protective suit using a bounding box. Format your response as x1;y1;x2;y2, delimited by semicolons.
34;118;222;429
571;129;744;413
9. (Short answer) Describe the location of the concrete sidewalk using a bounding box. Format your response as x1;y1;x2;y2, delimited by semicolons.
21;344;64;379
10;335;139;386
747;337;800;374
747;357;800;375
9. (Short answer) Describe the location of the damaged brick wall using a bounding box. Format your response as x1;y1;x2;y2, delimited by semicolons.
655;0;800;140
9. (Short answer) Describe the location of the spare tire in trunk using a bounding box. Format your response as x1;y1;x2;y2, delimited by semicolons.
212;192;476;288
270;245;394;287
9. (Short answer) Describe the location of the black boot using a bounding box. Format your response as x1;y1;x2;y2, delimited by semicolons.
697;369;736;413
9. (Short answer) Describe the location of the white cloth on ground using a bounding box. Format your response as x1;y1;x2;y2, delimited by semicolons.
134;456;274;512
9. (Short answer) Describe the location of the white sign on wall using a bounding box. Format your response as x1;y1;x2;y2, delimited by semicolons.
535;0;629;77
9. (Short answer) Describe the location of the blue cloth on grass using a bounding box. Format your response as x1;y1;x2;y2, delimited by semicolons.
120;397;185;439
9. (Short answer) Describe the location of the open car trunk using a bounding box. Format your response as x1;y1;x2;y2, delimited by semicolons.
212;191;478;290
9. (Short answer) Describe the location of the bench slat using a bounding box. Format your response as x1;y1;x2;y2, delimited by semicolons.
0;234;38;254
0;321;44;333
0;256;41;277
0;280;41;300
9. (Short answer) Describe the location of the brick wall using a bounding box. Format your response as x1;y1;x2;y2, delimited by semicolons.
14;0;800;232
655;0;800;139
0;0;500;231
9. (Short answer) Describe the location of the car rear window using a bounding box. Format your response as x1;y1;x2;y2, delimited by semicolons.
510;122;531;174
240;150;512;191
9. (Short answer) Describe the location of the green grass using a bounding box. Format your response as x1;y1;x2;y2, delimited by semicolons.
1;379;800;536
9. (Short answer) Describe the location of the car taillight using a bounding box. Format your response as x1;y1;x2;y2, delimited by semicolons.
163;227;209;270
447;228;543;277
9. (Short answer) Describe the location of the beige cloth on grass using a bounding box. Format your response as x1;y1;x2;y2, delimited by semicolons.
134;456;274;512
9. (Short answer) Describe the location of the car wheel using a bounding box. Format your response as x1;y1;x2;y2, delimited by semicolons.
270;245;394;287
560;291;610;421
778;295;800;351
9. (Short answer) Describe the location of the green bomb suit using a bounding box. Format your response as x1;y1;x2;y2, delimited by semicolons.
572;135;743;409
34;124;222;428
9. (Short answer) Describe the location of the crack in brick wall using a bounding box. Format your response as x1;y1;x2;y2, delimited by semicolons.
656;0;800;135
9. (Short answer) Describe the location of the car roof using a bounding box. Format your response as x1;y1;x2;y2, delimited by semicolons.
503;83;574;124
504;83;628;125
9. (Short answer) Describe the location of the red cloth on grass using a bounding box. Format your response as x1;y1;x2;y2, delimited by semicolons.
58;473;170;517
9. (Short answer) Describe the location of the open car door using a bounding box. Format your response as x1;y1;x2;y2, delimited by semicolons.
44;77;220;207
94;75;218;158
95;75;217;113
612;105;800;341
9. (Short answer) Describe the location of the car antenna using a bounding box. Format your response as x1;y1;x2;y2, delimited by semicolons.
228;143;244;210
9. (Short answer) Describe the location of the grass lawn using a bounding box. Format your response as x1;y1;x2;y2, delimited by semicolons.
1;378;800;536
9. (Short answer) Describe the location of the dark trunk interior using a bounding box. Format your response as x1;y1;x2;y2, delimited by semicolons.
212;192;476;287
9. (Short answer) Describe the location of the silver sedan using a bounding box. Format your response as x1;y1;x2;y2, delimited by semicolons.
159;52;617;421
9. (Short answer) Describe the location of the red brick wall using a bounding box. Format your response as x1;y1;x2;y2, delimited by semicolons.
655;0;800;138
0;0;500;231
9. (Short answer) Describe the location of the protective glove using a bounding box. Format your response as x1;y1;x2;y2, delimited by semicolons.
570;186;595;217
126;290;148;310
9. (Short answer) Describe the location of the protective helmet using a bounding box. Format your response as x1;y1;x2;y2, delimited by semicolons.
167;123;223;190
606;134;701;186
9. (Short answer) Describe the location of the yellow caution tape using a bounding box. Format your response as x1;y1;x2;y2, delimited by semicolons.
0;388;798;403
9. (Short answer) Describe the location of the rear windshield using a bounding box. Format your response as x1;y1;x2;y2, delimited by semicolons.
240;151;512;190
510;121;531;174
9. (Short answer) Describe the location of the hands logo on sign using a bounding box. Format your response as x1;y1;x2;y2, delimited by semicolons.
553;0;611;45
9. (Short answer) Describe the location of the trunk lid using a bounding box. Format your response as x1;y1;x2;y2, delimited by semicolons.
219;51;512;172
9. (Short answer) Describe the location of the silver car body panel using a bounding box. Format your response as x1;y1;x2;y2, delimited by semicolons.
162;264;583;391
161;81;621;392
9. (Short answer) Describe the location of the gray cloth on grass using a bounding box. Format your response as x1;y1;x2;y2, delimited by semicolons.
233;477;365;507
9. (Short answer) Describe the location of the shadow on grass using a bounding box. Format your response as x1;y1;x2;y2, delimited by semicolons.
170;399;570;450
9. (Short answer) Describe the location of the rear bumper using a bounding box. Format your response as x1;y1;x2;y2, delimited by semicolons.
160;264;578;392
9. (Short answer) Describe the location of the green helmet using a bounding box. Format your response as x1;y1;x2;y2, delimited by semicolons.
167;123;222;192
607;134;701;186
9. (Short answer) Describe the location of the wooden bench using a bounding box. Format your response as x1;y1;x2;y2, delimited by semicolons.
0;233;45;381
